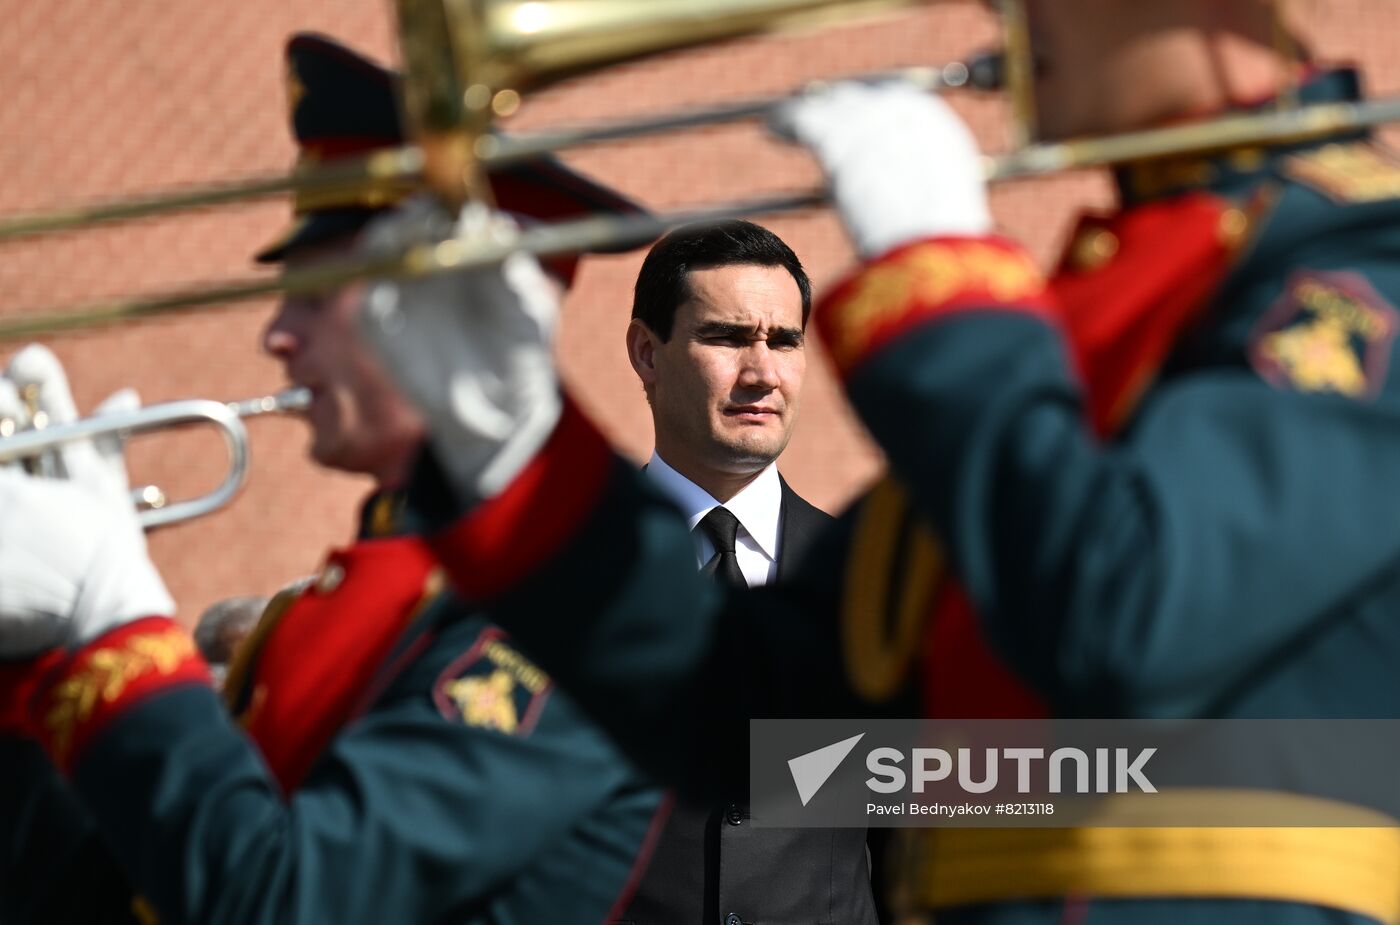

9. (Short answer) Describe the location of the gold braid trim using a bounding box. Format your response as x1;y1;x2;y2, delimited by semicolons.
44;626;196;765
841;477;943;702
913;792;1400;923
826;241;1044;371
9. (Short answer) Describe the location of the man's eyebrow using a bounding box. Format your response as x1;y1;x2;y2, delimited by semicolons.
692;321;805;342
693;321;753;338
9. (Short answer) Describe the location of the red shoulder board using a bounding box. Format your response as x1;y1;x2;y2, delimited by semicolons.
1052;191;1261;432
239;536;442;792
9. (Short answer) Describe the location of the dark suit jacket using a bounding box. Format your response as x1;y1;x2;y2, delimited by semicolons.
617;477;880;925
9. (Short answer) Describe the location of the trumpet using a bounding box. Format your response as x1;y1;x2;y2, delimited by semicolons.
0;388;310;529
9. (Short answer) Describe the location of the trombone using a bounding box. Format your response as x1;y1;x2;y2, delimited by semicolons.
0;56;999;244
0;0;962;246
0;388;310;529
3;0;1400;338
6;84;1400;341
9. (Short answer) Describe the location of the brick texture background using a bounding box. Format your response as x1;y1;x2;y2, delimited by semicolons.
1;0;1394;622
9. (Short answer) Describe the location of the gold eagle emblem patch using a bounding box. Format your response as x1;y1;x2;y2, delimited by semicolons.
443;670;520;734
433;628;552;735
1250;272;1398;400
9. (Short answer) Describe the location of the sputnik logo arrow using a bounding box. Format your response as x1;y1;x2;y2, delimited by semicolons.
788;733;865;806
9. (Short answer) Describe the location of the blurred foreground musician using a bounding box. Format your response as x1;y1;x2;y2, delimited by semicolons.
354;3;1400;924
0;33;663;925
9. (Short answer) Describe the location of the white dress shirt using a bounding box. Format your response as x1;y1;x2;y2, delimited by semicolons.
645;452;783;588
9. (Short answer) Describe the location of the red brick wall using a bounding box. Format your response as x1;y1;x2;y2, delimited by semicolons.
1;1;1396;621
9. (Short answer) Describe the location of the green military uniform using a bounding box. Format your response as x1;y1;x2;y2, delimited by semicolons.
0;32;664;922
0;491;662;925
413;68;1400;924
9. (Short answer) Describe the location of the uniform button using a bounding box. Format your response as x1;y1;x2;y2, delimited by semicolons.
314;562;346;594
725;804;743;826
725;914;744;925
1227;147;1266;172
1069;227;1119;272
1218;207;1251;250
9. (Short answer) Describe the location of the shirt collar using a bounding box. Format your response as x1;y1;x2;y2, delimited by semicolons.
645;452;784;562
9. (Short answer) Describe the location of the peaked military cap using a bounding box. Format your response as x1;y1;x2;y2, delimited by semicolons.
256;32;646;284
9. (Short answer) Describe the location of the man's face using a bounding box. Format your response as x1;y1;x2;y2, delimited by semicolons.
631;263;807;482
262;238;426;482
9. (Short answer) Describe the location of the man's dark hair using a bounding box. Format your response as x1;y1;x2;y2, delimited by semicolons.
631;220;812;341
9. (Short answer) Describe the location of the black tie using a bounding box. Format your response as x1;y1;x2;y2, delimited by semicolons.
698;506;747;589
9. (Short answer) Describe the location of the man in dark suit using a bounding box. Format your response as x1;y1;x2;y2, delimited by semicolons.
621;220;879;925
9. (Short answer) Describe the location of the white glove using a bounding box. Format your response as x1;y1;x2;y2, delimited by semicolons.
5;344;138;495
357;198;563;501
770;80;993;259
0;379;32;472
0;347;173;659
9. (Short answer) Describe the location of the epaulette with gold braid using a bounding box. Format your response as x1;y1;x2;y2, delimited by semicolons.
1283;141;1400;204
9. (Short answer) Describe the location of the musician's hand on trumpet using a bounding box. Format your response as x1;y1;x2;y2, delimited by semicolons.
0;379;31;466
769;79;992;258
0;347;173;661
357;197;563;502
5;343;141;492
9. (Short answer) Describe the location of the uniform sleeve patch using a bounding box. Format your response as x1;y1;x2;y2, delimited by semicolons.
432;627;552;736
1283;142;1400;205
1248;271;1399;400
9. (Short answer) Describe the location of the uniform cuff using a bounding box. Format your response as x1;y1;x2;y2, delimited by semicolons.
427;398;614;600
817;236;1054;378
0;650;67;740
33;617;209;772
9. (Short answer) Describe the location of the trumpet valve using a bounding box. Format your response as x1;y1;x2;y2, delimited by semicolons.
133;484;168;512
19;384;47;430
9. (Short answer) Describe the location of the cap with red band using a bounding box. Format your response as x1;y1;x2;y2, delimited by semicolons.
256;32;650;285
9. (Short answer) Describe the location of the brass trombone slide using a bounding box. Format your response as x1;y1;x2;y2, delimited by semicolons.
0;58;996;243
4;90;1400;341
0;387;311;529
0;149;426;243
476;55;1002;164
0;194;826;339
